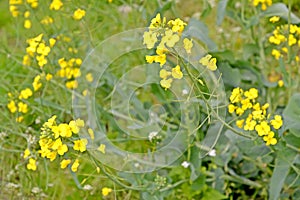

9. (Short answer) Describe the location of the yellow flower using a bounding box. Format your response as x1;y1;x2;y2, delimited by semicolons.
255;121;270;136
159;69;171;79
52;138;68;155
146;55;155;64
244;88;258;100
16;116;24;123
183;38;193;54
160;78;173;90
7;100;17;113
27;0;38;8
150;13;164;28
236;119;245;128
88;128;95;140
171;65;183;79
37;43;51;56
143;31;157;49
50;0;63;10
156;54;167;66
102;187;112;196
161;30;180;48
23;148;30;159
199;54;217;71
86;73;93;82
278;80;284;87
18;102;28;113
97;144;106;154
32;75;42;91
52;123;73;138
263;131;277;146
73;138;88;152
41;16;54;25
269;16;280;23
46;151;57;161
46;73;53;81
270;115;283;129
23;55;31;66
60;159;71;169
24;19;31;29
271;49;281;60
27;158;37;171
66;80;78;89
167;18;187;33
71;159;80;172
288;34;297;46
24;11;30;18
19;88;33;99
229;87;243;103
227;104;236;114
73;8;86;20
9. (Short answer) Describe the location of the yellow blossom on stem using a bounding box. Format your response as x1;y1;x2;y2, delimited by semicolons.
159;69;171;79
73;9;86;20
160;78;173;90
263;131;277;146
7;100;17;113
19;88;33;99
183;38;193;54
161;30;180;48
71;159;80;172
27;158;37;171
50;0;63;10
97;144;106;154
52;123;73;138
143;31;158;49
60;159;71;169
88;128;95;140
102;187;112;196
18;102;28;113
269;16;280;23
278;80;284;87
171;65;183;79
73;138;88;152
270;115;283;129
23;148;30;159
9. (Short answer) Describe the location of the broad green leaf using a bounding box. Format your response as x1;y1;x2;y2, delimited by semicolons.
202;187;227;200
262;3;300;24
283;93;300;137
217;62;241;87
217;0;229;25
184;18;217;51
269;148;298;200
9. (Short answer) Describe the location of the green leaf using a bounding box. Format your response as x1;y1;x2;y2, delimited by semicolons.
262;3;300;24
243;43;259;60
184;18;217;51
283;93;300;137
217;0;229;25
269;148;298;200
218;62;241;87
202;187;227;200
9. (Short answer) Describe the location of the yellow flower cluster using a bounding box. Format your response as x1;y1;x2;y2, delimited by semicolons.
6;72;52;122
37;115;87;172
252;0;272;11
228;88;283;146
56;57;82;89
143;13;187;90
269;23;300;61
24;33;56;68
9;0;38;29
